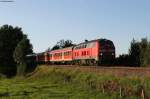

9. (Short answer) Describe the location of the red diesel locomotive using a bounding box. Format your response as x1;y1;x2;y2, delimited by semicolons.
35;39;115;65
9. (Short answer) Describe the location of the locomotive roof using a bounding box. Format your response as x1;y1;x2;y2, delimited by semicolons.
76;38;112;45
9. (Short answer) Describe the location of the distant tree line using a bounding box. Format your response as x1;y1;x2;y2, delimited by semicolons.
115;38;150;67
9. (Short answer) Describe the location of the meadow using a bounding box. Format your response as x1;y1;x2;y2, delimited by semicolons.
0;65;149;99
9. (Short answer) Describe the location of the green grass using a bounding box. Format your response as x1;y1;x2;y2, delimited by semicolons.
0;65;149;99
0;78;122;99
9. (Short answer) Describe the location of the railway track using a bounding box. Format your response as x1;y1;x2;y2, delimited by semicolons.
45;65;150;77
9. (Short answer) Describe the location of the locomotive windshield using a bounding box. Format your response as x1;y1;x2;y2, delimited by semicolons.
99;39;115;50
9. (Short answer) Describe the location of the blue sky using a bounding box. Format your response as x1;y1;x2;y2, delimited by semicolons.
0;0;150;56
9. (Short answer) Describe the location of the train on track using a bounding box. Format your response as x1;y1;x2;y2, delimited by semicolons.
29;38;115;66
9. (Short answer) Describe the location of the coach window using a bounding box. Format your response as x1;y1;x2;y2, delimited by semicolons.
55;53;57;57
68;52;70;55
65;52;67;56
84;51;86;56
67;52;69;55
57;53;59;57
82;51;84;56
83;51;85;56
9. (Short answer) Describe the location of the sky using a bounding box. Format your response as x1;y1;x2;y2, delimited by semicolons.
0;0;150;56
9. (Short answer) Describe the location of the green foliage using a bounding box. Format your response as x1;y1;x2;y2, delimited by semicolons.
116;38;150;67
129;38;150;67
0;25;24;76
51;45;60;50
51;39;75;50
129;39;141;66
115;54;130;66
13;35;33;76
140;38;150;66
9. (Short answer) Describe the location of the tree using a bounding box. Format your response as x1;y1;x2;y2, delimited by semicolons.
143;42;150;66
63;40;74;48
51;39;74;50
128;39;141;66
139;38;150;66
13;35;33;76
115;54;130;66
0;25;24;76
128;38;150;67
51;45;60;50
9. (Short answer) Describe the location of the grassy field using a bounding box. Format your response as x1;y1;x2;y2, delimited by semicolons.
0;65;149;99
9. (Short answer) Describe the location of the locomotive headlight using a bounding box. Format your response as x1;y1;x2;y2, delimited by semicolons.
100;53;103;56
112;53;114;55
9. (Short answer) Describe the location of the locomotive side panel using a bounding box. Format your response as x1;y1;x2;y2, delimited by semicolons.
73;41;99;60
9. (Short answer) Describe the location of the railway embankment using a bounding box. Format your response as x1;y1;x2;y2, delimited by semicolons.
27;65;150;99
39;65;150;77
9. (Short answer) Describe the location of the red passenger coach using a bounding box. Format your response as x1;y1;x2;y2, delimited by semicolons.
48;47;73;64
